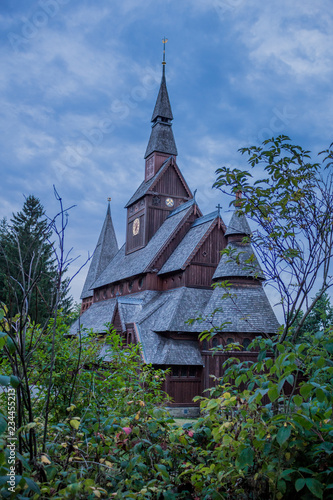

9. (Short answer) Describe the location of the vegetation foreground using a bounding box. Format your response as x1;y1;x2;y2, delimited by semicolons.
0;315;333;499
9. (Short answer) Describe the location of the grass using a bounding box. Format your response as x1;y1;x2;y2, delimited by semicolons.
173;418;196;427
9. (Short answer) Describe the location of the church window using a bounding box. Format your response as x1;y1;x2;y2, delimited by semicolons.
128;281;134;292
202;251;208;257
202;339;208;350
102;289;107;299
110;286;115;297
180;366;187;377
226;338;235;346
212;337;219;348
242;338;251;351
188;367;197;377
119;284;123;295
138;277;144;289
172;366;179;377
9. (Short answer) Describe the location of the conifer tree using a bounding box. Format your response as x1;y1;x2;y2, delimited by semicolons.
0;195;71;325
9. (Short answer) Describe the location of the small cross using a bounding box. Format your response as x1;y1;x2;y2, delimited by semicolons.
107;197;111;202
216;203;222;216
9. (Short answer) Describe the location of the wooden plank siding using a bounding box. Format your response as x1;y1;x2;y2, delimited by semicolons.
161;366;203;406
153;165;189;198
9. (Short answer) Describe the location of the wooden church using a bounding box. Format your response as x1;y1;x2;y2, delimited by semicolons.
71;52;279;413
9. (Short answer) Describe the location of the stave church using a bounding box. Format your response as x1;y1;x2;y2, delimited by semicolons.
71;48;279;413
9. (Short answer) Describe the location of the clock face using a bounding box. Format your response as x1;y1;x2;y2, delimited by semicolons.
132;218;140;236
165;197;174;207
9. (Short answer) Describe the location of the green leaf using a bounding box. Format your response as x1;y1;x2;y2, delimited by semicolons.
9;375;20;388
316;388;326;403
276;425;291;446
0;415;7;435
237;447;254;468
70;419;80;430
295;478;305;492
293;395;303;406
300;383;313;399
293;414;313;430
0;375;11;387
304;478;323;499
24;477;41;494
268;386;279;402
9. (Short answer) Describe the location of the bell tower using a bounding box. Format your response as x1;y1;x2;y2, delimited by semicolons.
125;39;191;255
144;37;178;181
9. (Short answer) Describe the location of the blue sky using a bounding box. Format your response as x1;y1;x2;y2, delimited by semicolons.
1;0;333;304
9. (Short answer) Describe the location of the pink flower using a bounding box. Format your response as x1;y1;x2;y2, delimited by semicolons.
188;431;194;437
122;427;132;435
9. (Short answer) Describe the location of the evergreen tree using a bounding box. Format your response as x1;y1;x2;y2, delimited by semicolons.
295;292;333;338
0;195;71;325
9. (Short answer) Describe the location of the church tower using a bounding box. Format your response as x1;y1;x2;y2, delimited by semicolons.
125;39;192;254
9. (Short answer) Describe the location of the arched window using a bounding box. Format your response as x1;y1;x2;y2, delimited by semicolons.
226;337;235;346
212;337;219;348
242;338;251;351
202;339;208;350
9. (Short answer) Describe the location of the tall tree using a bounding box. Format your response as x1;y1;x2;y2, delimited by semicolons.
214;135;333;342
0;195;71;326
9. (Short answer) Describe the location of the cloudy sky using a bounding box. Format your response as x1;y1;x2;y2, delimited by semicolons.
1;0;332;303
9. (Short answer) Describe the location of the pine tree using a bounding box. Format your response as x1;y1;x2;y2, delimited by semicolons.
0;195;71;325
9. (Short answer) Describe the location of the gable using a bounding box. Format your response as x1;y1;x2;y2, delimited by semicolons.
125;157;192;209
151;161;191;199
159;213;226;275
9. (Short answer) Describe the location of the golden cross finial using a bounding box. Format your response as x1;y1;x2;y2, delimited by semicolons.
107;197;111;202
162;37;168;70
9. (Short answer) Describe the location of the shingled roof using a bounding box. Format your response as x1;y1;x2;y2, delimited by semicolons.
213;240;265;281
92;200;196;288
225;210;252;237
133;287;211;364
145;122;178;159
159;211;222;275
72;287;210;365
69;298;117;336
151;73;173;121
203;284;280;335
144;70;177;159
158;339;203;365
81;203;118;299
125;157;171;208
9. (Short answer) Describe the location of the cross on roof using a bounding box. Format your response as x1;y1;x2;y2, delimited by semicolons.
216;203;222;216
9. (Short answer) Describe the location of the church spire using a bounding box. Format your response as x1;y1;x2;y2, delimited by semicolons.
144;38;178;162
80;199;118;299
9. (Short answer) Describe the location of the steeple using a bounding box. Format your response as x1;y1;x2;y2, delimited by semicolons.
213;204;264;281
144;38;177;180
80;199;118;300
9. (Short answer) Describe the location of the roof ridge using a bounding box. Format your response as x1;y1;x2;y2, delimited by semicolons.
167;198;195;217
137;294;169;324
167;287;187;331
181;217;218;270
146;204;195;271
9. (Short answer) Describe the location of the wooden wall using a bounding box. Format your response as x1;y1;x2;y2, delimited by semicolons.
162;366;203;406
